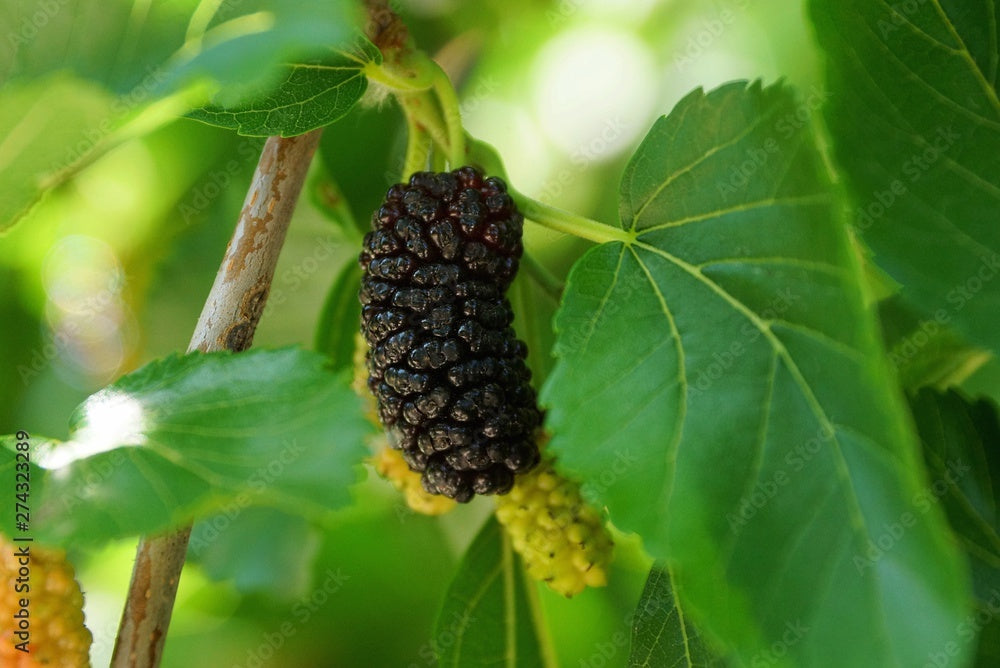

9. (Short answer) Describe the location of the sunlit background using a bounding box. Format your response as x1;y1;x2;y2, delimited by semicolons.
0;1;821;665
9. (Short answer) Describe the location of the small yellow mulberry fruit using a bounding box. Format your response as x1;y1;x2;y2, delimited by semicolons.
372;444;457;515
495;454;614;597
352;332;380;426
0;534;92;667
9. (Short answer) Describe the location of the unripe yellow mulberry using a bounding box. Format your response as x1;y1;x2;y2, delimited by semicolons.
0;534;92;667
352;333;379;426
372;443;457;515
495;454;614;597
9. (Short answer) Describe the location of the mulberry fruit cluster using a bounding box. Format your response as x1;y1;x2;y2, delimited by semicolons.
359;167;541;502
0;534;93;667
495;455;614;597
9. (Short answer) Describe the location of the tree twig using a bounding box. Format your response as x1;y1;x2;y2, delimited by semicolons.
111;128;323;668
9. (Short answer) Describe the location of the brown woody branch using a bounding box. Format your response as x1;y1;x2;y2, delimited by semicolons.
110;129;323;667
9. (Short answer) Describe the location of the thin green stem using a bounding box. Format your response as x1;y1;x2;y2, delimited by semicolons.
376;49;619;246
511;189;633;245
380;52;465;169
363;60;435;92
429;62;466;166
400;93;451;157
401;104;432;179
431;147;447;171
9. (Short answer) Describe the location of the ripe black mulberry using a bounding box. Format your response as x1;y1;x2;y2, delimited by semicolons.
359;167;541;501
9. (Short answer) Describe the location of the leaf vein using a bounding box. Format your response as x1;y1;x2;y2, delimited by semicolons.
630;246;688;504
629;103;783;230
929;0;1000;113
860;12;1000;129
636;194;832;235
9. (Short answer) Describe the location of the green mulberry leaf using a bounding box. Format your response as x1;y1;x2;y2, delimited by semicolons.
542;81;970;666
8;348;370;547
187;41;381;137
629;563;725;667
811;0;1000;355
434;518;552;668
